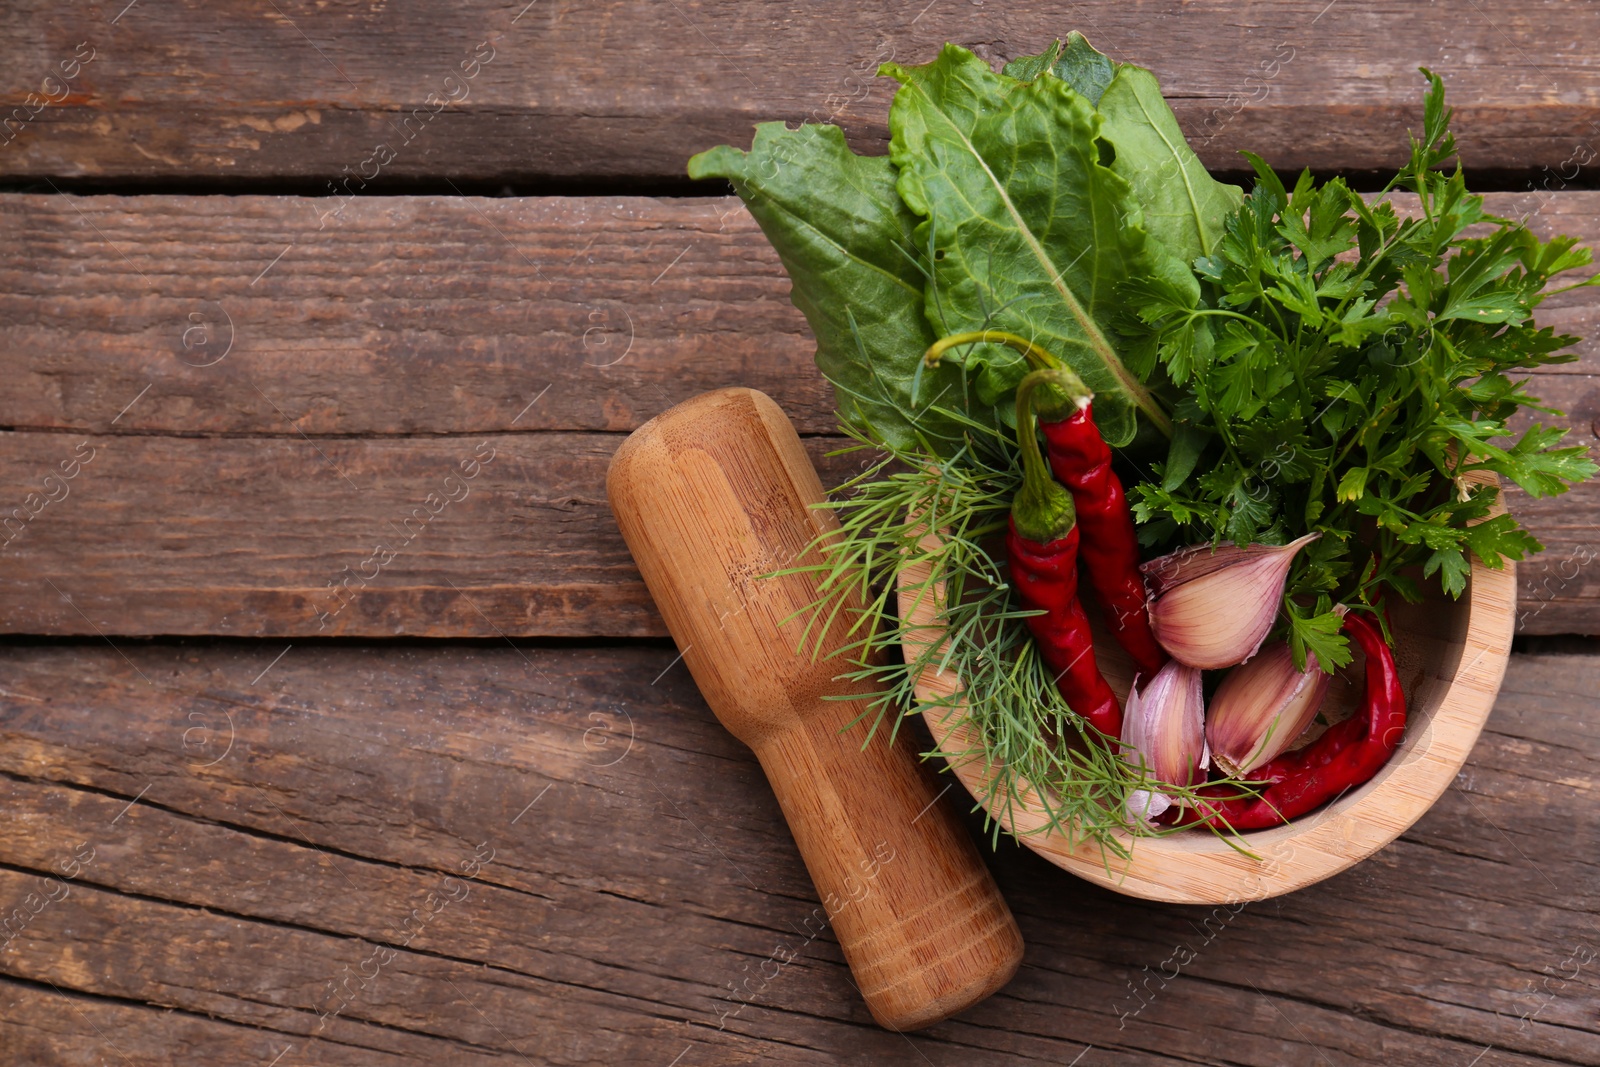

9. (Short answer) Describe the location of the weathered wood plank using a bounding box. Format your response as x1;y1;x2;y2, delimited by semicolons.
2;192;1596;440
0;981;520;1067
2;191;1599;635
0;429;648;637
0;644;1595;1064
4;2;1600;183
0;194;836;437
0;429;864;637
0;417;1588;638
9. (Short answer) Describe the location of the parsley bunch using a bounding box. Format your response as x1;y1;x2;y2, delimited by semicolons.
1127;70;1597;670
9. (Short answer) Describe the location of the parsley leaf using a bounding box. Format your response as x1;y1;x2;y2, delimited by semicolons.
1130;68;1597;662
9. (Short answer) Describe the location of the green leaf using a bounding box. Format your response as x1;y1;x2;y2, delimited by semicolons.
1476;424;1600;497
1225;474;1276;542
1403;66;1458;183
1004;33;1120;108
1265;270;1325;326
1000;38;1066;86
1286;602;1354;672
1335;466;1369;502
1162;420;1211;490
1052;32;1119;104
1096;63;1245;262
1423;545;1471;597
1435;290;1528;325
1278;174;1358;271
1239;419;1319;482
1461;512;1542;567
1131;481;1220;533
882;44;1173;446
688;122;987;451
1521;232;1594;287
1445;229;1529;301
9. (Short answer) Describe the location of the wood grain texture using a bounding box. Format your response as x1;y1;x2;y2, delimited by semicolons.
0;191;1593;440
0;642;1595;1064
0;8;1587;1063
0;427;866;638
0;193;839;438
0;193;835;437
4;2;1600;183
608;387;1022;1028
2;192;1600;635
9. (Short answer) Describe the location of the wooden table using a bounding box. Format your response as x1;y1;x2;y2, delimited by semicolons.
3;4;1598;1063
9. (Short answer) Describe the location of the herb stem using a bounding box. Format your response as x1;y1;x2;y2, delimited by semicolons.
925;330;1174;438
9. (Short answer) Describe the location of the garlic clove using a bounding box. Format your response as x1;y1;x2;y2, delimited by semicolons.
1142;532;1319;669
1207;641;1332;776
1121;659;1209;788
1125;788;1171;828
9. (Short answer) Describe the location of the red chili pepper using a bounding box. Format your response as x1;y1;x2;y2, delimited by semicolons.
1035;393;1169;681
925;330;1168;681
1186;611;1405;830
1006;370;1122;739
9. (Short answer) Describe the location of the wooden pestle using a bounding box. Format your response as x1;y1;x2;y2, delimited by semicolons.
607;387;1023;1031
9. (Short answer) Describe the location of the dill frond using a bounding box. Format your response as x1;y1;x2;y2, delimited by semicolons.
774;412;1221;860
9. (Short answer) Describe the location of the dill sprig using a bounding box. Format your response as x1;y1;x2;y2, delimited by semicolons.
780;411;1224;859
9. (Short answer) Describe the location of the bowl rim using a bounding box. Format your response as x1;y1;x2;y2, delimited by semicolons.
900;473;1515;904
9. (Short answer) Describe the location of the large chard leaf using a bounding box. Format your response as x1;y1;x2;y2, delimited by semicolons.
1004;32;1114;105
883;44;1174;446
688;122;986;451
1009;33;1244;264
1097;67;1243;262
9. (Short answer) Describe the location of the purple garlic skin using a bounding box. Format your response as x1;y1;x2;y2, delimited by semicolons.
1121;658;1209;789
1207;640;1332;776
1142;532;1319;669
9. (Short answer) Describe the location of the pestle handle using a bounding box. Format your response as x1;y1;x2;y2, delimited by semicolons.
607;387;1022;1030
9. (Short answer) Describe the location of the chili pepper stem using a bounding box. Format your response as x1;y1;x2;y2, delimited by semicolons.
1012;372;1076;544
924;329;1173;437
